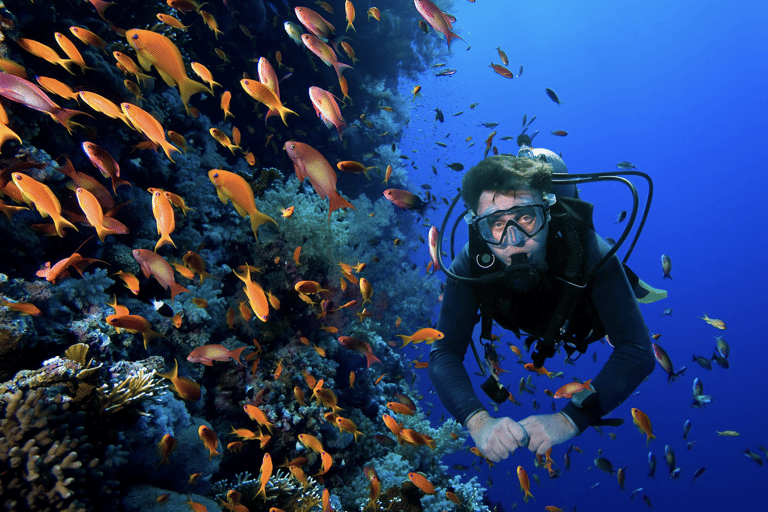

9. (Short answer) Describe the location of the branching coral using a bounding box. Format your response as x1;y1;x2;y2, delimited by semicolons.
97;367;166;414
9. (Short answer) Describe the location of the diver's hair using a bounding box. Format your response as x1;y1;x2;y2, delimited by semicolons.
461;155;552;212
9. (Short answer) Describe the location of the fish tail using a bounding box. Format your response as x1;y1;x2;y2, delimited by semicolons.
365;352;381;369
142;329;163;350
229;346;248;366
154;233;176;252
50;107;90;134
333;61;353;79
327;191;355;219
277;105;298;126
95;223;119;243
159;140;180;162
169;282;191;303
110;176;132;195
58;58;78;75
53;214;79;237
179;78;213;116
249;208;278;239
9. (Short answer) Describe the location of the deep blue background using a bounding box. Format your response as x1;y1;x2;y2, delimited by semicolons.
396;0;767;509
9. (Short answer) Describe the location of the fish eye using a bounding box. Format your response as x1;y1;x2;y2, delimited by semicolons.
132;34;139;40
213;173;219;178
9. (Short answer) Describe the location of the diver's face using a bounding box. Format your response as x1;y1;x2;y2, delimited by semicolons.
476;189;548;267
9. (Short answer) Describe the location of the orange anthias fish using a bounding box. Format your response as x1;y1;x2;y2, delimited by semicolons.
337;336;381;368
69;26;108;54
240;78;297;126
35;76;80;103
15;37;76;75
125;29;212;115
0;72;87;133
244;404;276;433
345;0;356;32
359;277;373;305
106;313;162;349
284;141;355;220
408;472;436;495
11;172;78;237
553;380;592;399
197;425;221;459
157;359;201;401
157;434;176;465
220;90;233;119
413;0;464;48
150;188;176;251
256;453;272;502
383;188;424;211
187;344;247;366
112;51;154;85
309;86;348;140
121;103;179;161
294;6;336;40
233;265;270;322
396;327;444;348
75;187;120;242
132;248;191;302
191;61;220;90
0;297;41;316
209;128;241;154
517;466;534;503
631;408;655;447
301;34;352;79
54;32;92;73
78;90;132;128
208;169;277;239
81;141;131;194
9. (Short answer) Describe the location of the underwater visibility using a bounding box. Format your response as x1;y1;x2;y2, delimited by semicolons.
0;0;765;511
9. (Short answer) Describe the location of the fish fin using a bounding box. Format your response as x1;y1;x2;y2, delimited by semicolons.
154;234;176;252
142;329;163;350
169;282;191;303
249;208;277;239
178;78;213;116
53;214;79;237
365;352;381;369
277;105;298;126
327;192;355;219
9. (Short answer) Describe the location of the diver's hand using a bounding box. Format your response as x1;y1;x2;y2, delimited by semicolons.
466;411;529;462
518;412;579;455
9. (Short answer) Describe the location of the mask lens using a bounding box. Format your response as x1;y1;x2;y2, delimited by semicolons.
476;205;546;245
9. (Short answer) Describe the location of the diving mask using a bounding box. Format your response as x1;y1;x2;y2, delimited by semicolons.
468;194;556;247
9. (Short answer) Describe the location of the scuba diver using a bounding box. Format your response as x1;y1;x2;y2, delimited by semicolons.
428;147;664;461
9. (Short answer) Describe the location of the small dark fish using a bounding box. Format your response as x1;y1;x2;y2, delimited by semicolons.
391;143;396;152
435;141;447;147
692;354;712;371
692;467;706;483
445;162;464;171
418;20;428;33
521;114;527;127
616;161;637;169
714;336;730;358
451;464;469;470
496;46;509;66
480;121;499;128
683;420;692;440
744;449;764;466
453;111;463;116
711;352;729;369
489;63;514;78
664;445;676;472
545;88;562;105
692;377;704;397
519;64;523;76
687;441;697;450
692;394;712;407
434;108;444;122
647;452;656;478
630;488;643;500
530;129;540;141
431;164;437;174
442;197;449;205
670;468;682;480
470;102;479;109
420;184;432;190
615;210;627;223
520;126;528;135
589;482;600;490
500;135;514;141
617;466;626;490
594;457;614;476
373;434;397;447
661;254;672;279
527;115;537;126
152;299;174;317
551;130;568;136
642;495;653;508
661;308;673;316
436;68;457;77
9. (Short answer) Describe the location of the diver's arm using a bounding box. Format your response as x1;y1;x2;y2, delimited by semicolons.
428;245;486;426
560;232;656;432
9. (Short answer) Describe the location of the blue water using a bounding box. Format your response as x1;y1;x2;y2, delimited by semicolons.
399;0;768;509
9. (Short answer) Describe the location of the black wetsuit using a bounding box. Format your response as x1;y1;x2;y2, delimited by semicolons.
428;228;656;433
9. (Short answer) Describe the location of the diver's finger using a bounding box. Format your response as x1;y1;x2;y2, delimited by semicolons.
505;418;530;447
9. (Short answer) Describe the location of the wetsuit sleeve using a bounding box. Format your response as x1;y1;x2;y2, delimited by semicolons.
428;244;486;426
561;232;657;432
